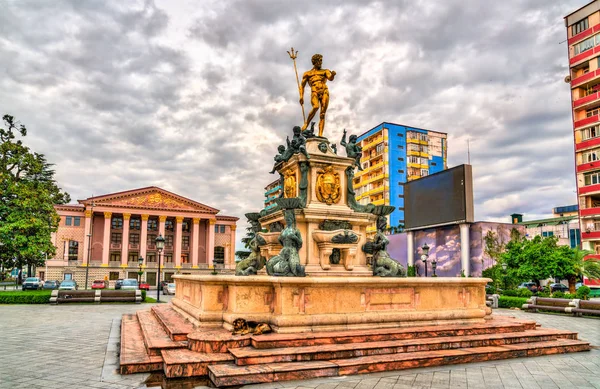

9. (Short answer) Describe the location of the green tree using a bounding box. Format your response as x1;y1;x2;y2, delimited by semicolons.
568;249;600;293
0;115;70;279
502;235;560;288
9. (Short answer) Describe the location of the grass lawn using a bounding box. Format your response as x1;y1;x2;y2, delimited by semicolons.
0;290;52;304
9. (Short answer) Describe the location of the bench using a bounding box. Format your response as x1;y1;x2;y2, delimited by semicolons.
522;296;600;316
50;290;141;304
486;294;499;309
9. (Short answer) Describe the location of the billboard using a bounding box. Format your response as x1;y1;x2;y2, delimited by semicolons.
404;164;474;230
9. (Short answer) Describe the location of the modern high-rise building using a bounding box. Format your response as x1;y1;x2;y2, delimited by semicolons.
264;179;282;211
354;122;447;232
565;1;600;254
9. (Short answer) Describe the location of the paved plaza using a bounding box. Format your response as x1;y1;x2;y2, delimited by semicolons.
0;304;598;389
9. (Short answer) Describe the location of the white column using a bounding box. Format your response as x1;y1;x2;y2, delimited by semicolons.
158;215;166;237
140;215;148;264
121;213;130;267
191;218;200;268
82;210;92;264
407;230;414;267
102;212;112;265
207;219;216;267
228;225;237;270
175;216;183;268
460;223;470;277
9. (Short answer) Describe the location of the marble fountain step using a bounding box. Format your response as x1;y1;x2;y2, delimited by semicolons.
119;314;164;374
162;348;234;378
150;305;195;341
249;318;538;349
136;310;187;357
229;328;579;366
208;338;591;387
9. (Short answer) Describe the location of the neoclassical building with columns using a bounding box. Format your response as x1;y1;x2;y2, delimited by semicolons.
39;187;238;288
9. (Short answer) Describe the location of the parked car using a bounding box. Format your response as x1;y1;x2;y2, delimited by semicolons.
59;280;78;290
550;283;569;293
121;279;139;290
42;280;60;290
163;283;176;295
160;280;169;290
22;277;43;290
91;280;107;289
139;282;150;291
576;282;583;290
115;279;123;290
518;282;538;293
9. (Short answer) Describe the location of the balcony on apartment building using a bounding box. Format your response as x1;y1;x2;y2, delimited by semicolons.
361;135;387;152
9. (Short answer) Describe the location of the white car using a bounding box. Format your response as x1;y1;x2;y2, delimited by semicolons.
121;279;139;290
163;283;176;295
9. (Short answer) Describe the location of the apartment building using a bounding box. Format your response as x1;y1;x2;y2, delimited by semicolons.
264;179;282;211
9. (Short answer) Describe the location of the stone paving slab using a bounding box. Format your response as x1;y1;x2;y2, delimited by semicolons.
0;304;599;389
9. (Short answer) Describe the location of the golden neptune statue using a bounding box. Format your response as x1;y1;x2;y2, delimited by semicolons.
288;49;336;138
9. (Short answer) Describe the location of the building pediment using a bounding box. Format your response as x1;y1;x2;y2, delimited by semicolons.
78;187;219;214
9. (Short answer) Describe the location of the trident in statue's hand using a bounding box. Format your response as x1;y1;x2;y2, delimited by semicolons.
287;47;306;123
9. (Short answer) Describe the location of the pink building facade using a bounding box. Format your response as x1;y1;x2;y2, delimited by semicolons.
40;187;238;288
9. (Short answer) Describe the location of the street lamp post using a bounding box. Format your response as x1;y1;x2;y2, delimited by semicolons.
85;233;92;290
138;256;144;289
155;234;165;302
421;243;429;277
431;258;437;277
502;262;508;291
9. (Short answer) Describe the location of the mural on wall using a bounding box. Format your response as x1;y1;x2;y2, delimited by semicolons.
387;222;524;277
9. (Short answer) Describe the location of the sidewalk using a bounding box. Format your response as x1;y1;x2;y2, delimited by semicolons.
0;305;597;389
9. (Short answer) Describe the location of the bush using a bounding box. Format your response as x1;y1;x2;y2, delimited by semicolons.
502;289;518;297
0;290;51;304
498;296;528;309
517;288;533;298
407;266;416;277
141;290;147;301
552;291;565;299
537;290;550;298
576;285;591;300
563;293;576;299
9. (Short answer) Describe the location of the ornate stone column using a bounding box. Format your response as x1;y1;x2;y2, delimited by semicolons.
140;214;149;264
175;216;183;268
158;215;167;237
121;213;130;267
460;223;470;277
207;219;216;267
228;225;237;270
102;212;112;266
407;230;414;267
191;218;200;268
82;210;92;265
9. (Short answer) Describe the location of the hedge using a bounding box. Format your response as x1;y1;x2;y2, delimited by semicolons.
0;291;51;304
498;296;528;309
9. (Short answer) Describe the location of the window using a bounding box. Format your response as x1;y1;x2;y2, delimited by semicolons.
397;170;404;174
431;162;437;166
582;125;599;140
421;169;429;176
73;217;80;226
575;36;596;56
165;235;173;247
129;233;140;245
582;149;600;163
376;144;384;154
397;145;404;149
408;143;419;152
572;18;589;36
128;253;139;263
109;272;119;280
420;157;429;165
542;231;554;237
165;220;174;231
110;253;121;262
111;217;123;229
65;216;72;226
398;157;404;161
164;254;173;263
408;156;420;164
419;133;428;142
181;254;190;264
130;218;140;230
420;146;428;154
68;241;78;260
584;171;600;185
147;253;156;262
147;234;157;246
148;219;158;231
64;273;72;281
214;246;225;263
397;133;404;137
587;108;600;118
220;225;226;233
182;236;190;248
182;221;190;232
111;232;122;244
214;224;219;233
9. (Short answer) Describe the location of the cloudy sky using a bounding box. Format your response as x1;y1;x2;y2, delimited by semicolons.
0;0;587;248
